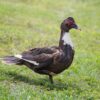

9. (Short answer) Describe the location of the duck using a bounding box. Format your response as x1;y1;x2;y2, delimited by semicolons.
0;17;79;84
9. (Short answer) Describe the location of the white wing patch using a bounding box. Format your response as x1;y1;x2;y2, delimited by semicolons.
62;32;74;48
15;54;22;59
15;54;39;66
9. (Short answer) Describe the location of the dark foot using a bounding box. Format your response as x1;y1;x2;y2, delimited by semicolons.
34;69;54;84
49;75;53;84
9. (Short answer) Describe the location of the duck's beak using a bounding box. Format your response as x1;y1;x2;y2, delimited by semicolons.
72;24;81;31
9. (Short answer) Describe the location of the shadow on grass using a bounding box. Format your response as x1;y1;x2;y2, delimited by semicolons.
3;71;79;91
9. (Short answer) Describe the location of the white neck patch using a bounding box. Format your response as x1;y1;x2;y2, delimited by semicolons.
62;32;73;48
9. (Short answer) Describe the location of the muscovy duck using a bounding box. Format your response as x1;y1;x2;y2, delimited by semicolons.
0;17;79;84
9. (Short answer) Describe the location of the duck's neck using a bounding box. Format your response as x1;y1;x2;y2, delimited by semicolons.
59;30;74;50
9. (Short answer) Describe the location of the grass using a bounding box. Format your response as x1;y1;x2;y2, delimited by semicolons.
0;0;100;99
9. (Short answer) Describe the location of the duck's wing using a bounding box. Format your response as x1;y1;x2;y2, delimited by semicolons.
16;46;59;68
22;46;59;56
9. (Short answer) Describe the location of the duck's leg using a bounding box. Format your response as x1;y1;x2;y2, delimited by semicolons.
34;69;54;84
49;75;53;84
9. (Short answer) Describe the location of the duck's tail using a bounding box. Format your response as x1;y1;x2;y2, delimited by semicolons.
0;55;23;65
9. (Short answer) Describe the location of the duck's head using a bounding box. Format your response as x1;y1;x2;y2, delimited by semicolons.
61;17;80;32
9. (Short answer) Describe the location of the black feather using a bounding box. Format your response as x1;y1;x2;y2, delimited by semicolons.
0;56;23;65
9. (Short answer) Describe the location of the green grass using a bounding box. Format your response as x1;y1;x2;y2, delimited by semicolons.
0;0;100;99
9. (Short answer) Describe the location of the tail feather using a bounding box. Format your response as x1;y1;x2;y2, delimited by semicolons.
0;56;22;65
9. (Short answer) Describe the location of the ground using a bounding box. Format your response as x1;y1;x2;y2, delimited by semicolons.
0;0;100;100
